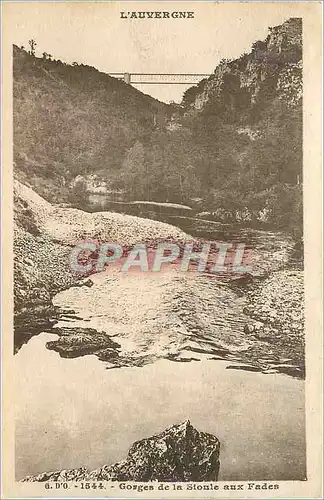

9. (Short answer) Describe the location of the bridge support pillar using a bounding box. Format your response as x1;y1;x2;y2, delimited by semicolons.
124;73;131;84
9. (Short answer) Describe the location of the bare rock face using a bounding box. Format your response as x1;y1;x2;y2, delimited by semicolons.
184;18;302;112
22;421;220;482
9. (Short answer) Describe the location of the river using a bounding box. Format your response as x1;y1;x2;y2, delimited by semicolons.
14;209;305;482
16;333;305;481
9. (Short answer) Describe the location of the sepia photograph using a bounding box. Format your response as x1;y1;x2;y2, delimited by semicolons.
1;1;323;498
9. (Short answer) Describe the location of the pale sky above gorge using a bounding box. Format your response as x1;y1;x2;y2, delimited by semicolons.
5;1;307;102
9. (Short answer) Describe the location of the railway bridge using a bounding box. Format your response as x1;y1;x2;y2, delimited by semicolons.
107;73;212;85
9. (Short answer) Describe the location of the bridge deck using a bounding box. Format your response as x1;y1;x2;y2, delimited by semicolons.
108;72;212;84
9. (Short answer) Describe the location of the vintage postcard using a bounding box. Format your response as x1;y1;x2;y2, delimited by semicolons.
1;1;323;498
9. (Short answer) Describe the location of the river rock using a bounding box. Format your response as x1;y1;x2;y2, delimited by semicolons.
46;327;120;358
22;421;220;482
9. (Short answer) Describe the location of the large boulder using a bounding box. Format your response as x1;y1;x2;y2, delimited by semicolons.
22;421;220;482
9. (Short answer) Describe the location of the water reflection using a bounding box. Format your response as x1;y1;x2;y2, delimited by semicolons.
16;333;306;481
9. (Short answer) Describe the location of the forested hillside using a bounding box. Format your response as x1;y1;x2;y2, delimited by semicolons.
13;45;170;201
13;18;302;233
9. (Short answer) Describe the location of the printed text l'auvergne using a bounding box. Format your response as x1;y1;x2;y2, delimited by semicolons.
120;11;195;19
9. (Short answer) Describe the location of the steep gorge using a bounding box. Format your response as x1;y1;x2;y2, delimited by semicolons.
14;18;302;234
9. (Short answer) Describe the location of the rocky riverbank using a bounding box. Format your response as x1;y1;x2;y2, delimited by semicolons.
14;180;189;348
14;180;304;377
243;270;304;377
22;421;220;482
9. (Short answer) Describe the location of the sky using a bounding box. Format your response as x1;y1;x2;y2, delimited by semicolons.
4;2;306;103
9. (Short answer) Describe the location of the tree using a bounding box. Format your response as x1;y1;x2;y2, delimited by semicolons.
252;40;266;52
71;178;88;207
28;39;37;56
42;52;53;61
121;141;146;199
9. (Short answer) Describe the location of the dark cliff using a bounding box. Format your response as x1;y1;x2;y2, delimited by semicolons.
177;18;302;232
